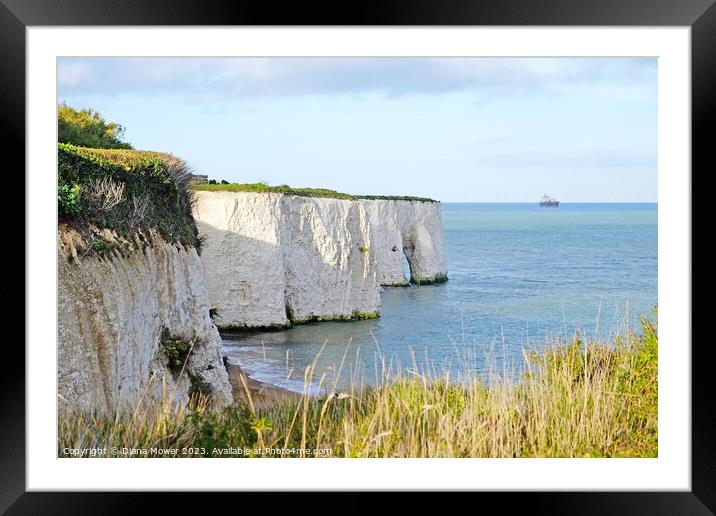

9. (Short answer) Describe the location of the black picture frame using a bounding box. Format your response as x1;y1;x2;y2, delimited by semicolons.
5;0;709;511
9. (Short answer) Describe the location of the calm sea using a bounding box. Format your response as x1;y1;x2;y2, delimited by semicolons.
223;203;657;393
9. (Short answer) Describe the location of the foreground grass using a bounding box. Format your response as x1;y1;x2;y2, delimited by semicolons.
194;182;437;203
59;317;657;458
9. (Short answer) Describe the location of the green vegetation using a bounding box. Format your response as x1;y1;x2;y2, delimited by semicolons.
160;328;193;378
383;280;410;287
58;183;82;218
58;315;657;458
291;310;382;324
350;310;380;320
194;182;437;203
58;143;199;249
218;310;381;333
217;322;293;333
195;182;356;199
412;273;449;285
189;372;213;398
88;236;115;255
191;404;255;453
359;194;438;203
58;103;133;149
291;310;381;324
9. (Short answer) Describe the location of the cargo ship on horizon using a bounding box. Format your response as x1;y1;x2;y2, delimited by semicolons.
539;194;559;207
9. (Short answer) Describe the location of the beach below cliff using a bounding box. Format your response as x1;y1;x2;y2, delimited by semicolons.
225;362;298;407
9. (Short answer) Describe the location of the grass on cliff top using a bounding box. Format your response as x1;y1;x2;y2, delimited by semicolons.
194;182;437;203
58;143;200;249
58;314;657;458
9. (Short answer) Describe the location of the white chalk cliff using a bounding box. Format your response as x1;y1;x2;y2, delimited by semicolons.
57;228;233;414
193;191;448;330
361;199;448;287
56;191;447;413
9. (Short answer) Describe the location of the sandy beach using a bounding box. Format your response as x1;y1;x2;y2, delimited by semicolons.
225;362;298;408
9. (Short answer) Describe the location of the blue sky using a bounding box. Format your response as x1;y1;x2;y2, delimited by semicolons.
57;57;657;202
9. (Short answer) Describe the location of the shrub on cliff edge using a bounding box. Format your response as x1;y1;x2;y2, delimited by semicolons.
58;103;133;149
58;143;200;249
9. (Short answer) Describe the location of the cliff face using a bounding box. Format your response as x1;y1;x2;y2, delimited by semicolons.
281;195;380;323
191;193;289;328
361;199;448;286
194;192;380;328
193;191;447;329
57;228;233;414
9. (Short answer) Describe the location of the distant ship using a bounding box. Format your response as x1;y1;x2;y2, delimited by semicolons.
539;194;559;207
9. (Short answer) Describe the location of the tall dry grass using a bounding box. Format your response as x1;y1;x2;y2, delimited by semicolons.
58;315;657;458
58;375;210;457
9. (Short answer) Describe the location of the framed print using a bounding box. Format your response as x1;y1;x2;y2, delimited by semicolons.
6;0;711;511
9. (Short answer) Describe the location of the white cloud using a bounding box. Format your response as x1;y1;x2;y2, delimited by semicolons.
57;57;656;99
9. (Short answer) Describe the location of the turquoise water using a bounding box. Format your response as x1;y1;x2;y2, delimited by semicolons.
223;203;657;393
